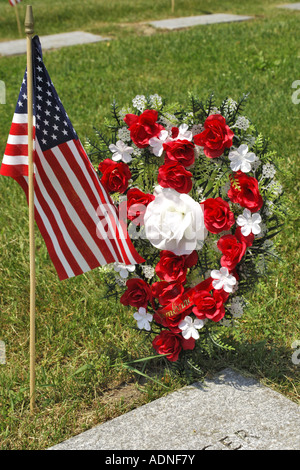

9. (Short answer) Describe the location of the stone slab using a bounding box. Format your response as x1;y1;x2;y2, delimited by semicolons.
0;31;110;57
277;3;300;9
0;341;5;365
48;368;300;450
149;14;253;30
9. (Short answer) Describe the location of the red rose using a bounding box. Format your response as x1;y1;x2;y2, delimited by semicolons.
153;308;192;334
193;276;214;293
151;281;184;306
120;278;152;308
152;330;195;362
158;161;193;194
193;114;234;158
155;250;198;284
171;127;179;139
201;197;235;234
124;109;164;148
192;289;227;322
217;234;247;270
125;188;155;226
235;226;254;247
228;171;263;212
163;139;195;167
98;159;131;194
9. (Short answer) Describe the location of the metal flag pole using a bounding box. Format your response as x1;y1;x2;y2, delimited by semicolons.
171;0;175;13
14;4;22;38
25;5;36;414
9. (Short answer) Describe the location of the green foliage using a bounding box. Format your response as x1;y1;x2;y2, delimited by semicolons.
90;91;285;308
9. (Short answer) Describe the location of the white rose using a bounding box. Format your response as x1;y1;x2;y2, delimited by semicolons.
144;186;207;255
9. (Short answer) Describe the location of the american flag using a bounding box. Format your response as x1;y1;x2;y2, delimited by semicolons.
1;36;144;280
9;0;22;6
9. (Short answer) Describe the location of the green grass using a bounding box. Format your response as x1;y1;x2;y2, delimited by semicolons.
0;0;299;450
0;0;287;40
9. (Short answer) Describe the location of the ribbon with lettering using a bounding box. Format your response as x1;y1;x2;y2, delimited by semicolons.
156;277;214;319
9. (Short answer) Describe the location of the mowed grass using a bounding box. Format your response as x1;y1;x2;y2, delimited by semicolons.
0;0;299;449
0;0;287;40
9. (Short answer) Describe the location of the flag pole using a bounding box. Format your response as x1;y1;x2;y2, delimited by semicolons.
14;4;22;38
25;5;36;414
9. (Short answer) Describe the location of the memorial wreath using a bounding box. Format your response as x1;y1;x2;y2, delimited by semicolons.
86;93;284;366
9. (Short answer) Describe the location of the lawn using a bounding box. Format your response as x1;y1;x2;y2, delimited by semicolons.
0;0;299;450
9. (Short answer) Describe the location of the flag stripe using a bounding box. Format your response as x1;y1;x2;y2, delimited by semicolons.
34;167;91;276
9;0;22;6
11;113;29;125
36;144;110;267
96;179;137;265
73;140;138;265
4;143;28;156
33;186;76;279
35;143;104;271
7;134;29;145
0;163;28;177
61;140;126;264
48;144;116;265
2;155;28;165
20;176;72;280
10;122;28;135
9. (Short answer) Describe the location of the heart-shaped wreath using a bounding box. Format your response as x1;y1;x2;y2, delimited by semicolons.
87;93;284;364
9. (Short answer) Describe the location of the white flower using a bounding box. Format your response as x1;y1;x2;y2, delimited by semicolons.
109;140;134;163
226;98;237;112
209;106;221;115
222;98;237;118
233;116;250;131
236;208;262;237
251;158;261;171
149;130;170;157
133;307;153;331
191;123;204;136
117;127;131;142
132;146;143;158
179;316;204;340
211;267;237;293
149;124;193;157
144;186;207;255
176;123;193;141
228;296;244;318
115;275;126;287
159;113;178;127
196;187;205;202
228;144;257;173
266;179;282;196
219;318;232;327
262;163;276;179
149;94;162;108
264;200;274;216
132;95;147;112
141;265;155;279
118;106;132;120
113;262;135;279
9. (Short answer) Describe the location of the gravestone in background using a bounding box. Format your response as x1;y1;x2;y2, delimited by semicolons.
0;31;110;57
149;14;253;30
